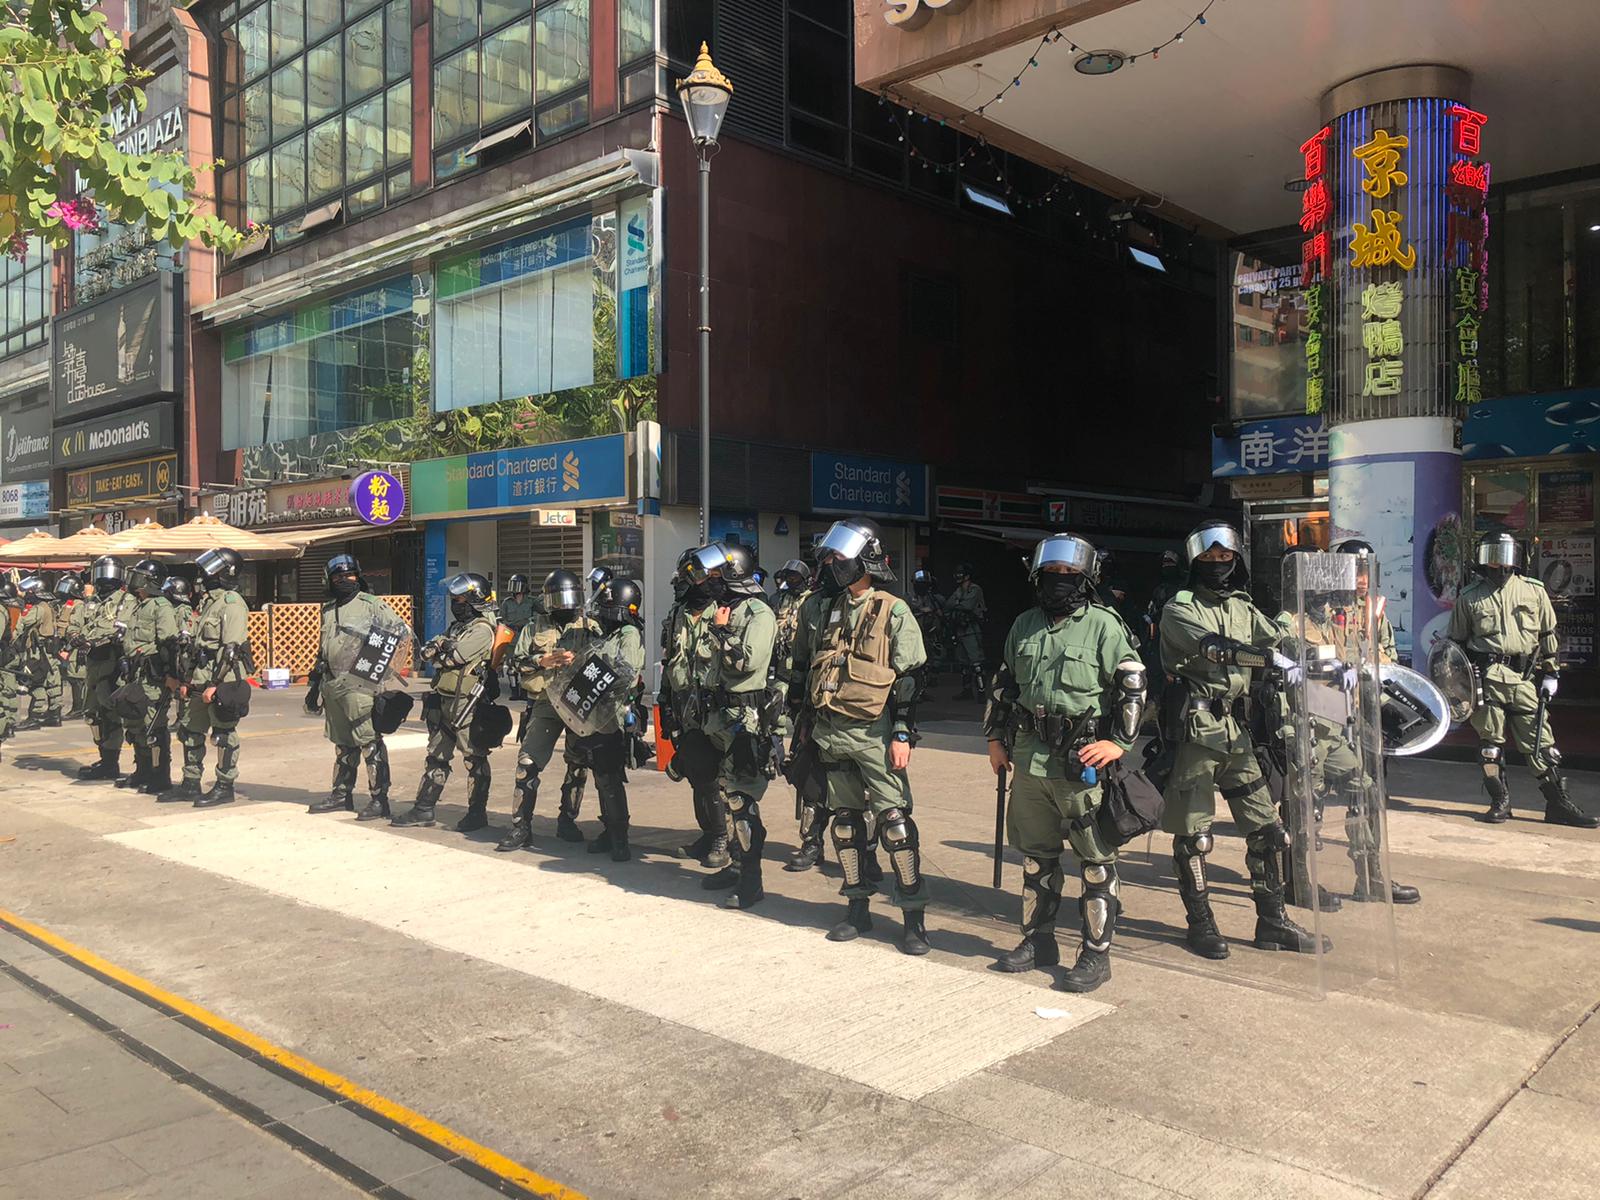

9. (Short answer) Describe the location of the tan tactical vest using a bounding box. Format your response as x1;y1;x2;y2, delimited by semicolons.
807;591;897;721
519;624;564;698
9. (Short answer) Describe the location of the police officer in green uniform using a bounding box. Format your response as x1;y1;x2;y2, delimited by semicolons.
560;577;648;860
57;576;88;718
78;557;139;780
498;573;540;634
790;519;930;954
659;553;735;870
944;563;987;700
1158;521;1322;960
774;559;829;873
498;569;599;850
679;542;779;909
161;576;197;740
1450;531;1598;828
392;573;497;828
14;576;62;730
307;555;397;821
0;578;19;751
985;534;1145;992
167;548;252;808
116;559;178;795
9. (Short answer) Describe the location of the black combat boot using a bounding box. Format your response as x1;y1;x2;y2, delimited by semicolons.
723;858;764;909
15;715;43;733
456;768;491;832
141;741;173;796
899;908;930;956
194;781;237;809
1482;773;1512;823
355;794;391;822
497;790;536;851
586;827;613;854
998;856;1063;973
785;803;827;872
1247;825;1328;953
157;778;201;804
391;775;443;827
116;746;152;790
701;865;738;889
826;897;873;942
556;813;585;843
77;746;121;781
43;711;62;728
309;750;357;814
609;825;631;862
1173;834;1229;960
1541;768;1600;829
1059;863;1119;993
1350;854;1420;904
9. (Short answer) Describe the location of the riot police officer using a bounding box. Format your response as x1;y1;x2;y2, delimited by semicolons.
167;548;252;807
499;569;599;850
985;534;1145;991
1450;532;1597;828
308;555;397;821
679;542;779;909
1158;521;1322;960
57;575;88;719
1334;540;1397;662
0;577;19;750
587;566;614;596
944;563;987;700
14;576;61;730
393;573;497;828
79;557;139;780
117;559;178;794
559;578;647;860
773;559;827;872
498;573;540;634
789;519;930;954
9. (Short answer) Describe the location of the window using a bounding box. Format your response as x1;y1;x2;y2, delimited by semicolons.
618;0;657;107
434;218;595;410
220;277;417;450
431;0;589;174
219;0;412;237
787;1;848;163
1;237;50;358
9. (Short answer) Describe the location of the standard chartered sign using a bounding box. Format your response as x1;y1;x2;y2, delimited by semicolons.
810;451;929;519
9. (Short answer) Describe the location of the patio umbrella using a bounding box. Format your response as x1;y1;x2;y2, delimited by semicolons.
119;514;303;560
100;520;165;555
41;525;117;563
0;530;67;563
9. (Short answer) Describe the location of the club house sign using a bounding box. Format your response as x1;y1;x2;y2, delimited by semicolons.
884;0;959;26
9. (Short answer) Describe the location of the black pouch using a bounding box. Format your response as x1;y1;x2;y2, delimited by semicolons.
373;690;415;735
468;701;513;751
212;679;254;723
1093;759;1166;847
109;678;150;723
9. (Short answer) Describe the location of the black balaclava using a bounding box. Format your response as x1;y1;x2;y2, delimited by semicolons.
682;580;710;607
1193;558;1238;593
551;606;578;627
1037;571;1090;615
1484;565;1514;587
330;575;360;603
705;575;729;603
820;556;863;597
450;598;477;623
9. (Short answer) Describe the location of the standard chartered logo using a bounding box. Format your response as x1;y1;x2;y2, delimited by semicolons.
895;470;911;507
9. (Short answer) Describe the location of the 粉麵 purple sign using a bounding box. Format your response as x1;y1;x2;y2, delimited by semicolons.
350;470;404;526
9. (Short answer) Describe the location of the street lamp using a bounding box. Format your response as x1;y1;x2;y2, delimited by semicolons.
676;43;732;543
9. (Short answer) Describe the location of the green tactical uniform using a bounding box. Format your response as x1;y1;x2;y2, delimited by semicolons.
120;592;178;788
556;619;646;849
400;612;497;824
318;591;398;813
62;598;89;715
993;601;1141;970
16;598;61;723
944;580;987;692
505;609;601;842
498;594;542;633
83;589;139;769
1449;572;1559;776
179;588;251;786
662;601;733;850
775;585;828;866
790;585;928;909
0;603;17;744
1159;586;1283;837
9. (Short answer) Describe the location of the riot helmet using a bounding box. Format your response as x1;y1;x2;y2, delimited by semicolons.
17;576;46;603
1160;549;1181;570
1336;539;1375;557
776;559;811;592
445;572;492;621
542;569;584;614
1184;520;1248;592
953;561;974;584
195;547;243;589
91;555;125;591
162;576;194;607
54;575;83;602
593;578;644;629
815;519;895;596
1030;534;1097;616
1477;532;1523;572
683;542;763;600
911;568;934;597
506;572;530;598
587;566;614;594
325;553;365;602
1335;539;1377;598
751;565;769;591
127;558;164;597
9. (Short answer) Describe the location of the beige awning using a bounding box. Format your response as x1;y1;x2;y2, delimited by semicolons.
106;514;303;559
0;530;68;561
270;523;380;549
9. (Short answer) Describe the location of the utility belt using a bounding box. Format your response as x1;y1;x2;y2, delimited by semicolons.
1015;706;1100;784
1187;693;1249;724
1467;649;1534;679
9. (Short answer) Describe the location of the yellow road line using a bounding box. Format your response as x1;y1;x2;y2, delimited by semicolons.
0;907;585;1200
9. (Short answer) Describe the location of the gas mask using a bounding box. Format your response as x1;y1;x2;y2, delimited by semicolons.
681;582;710;608
1483;565;1514;586
1036;571;1089;615
330;575;360;603
450;598;478;623
551;607;578;627
705;576;729;603
1193;558;1237;592
819;556;863;597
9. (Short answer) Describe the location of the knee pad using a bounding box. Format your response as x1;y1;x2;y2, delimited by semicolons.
878;807;914;852
1247;822;1291;853
1547;746;1562;766
1480;744;1503;767
1083;862;1112;887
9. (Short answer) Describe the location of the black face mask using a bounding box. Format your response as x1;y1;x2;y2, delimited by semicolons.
598;615;623;634
1036;572;1089;615
681;582;710;608
450;598;478;623
1484;565;1514;586
1193;559;1237;592
705;576;729;602
820;557;863;596
551;607;578;626
330;576;360;602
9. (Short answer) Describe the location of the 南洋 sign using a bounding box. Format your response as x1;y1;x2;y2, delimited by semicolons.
350;469;404;526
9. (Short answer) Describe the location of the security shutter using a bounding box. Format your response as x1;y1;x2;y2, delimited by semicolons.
296;543;342;602
496;517;582;587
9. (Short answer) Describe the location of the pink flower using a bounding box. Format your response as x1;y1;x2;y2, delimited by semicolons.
45;198;100;233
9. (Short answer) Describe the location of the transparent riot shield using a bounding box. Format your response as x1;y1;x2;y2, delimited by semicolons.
548;649;638;736
324;607;413;694
1280;551;1400;996
1428;638;1479;725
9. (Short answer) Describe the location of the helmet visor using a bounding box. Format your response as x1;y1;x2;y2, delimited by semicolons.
587;567;611;588
545;581;583;609
1478;539;1521;567
444;573;481;598
816;523;869;562
1184;525;1244;563
1031;535;1096;576
683;544;729;584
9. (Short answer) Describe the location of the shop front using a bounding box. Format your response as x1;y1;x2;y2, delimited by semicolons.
0;398;54;540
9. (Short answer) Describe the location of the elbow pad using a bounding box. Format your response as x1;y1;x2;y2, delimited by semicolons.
982;666;1020;741
1110;660;1147;743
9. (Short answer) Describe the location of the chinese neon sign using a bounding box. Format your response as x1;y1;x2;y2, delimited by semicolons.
1447;104;1489;406
351;469;404;526
1351;130;1416;270
1299;126;1331;413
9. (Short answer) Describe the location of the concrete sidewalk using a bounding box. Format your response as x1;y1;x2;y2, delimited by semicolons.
2;689;1600;1198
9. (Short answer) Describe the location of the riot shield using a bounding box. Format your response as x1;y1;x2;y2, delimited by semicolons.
1280;551;1400;996
325;607;413;694
1378;664;1450;755
548;649;638;736
1428;638;1478;725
